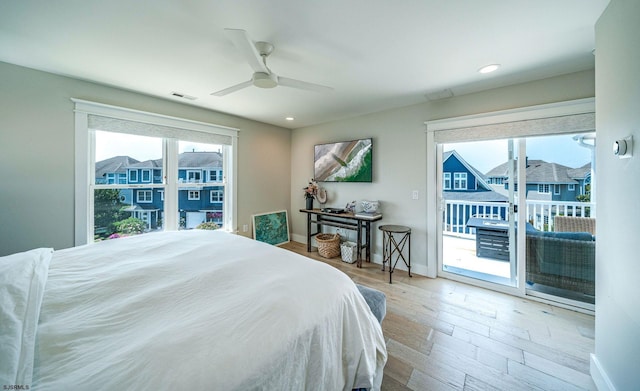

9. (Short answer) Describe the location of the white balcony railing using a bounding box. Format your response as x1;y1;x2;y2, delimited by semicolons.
444;199;594;236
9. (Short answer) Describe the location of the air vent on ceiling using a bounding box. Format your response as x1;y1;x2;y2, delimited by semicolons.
171;92;197;100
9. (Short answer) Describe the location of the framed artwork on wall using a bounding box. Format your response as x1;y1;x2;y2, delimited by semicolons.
252;210;290;246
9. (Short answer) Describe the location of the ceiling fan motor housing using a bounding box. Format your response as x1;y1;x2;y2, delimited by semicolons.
253;72;278;88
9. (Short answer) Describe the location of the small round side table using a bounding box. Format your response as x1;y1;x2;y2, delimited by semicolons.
378;224;411;284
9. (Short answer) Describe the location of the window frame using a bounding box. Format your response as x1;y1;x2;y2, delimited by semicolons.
137;189;153;203
210;190;223;203
453;172;467;190
538;184;550;194
443;172;451;190
74;99;238;245
188;190;200;200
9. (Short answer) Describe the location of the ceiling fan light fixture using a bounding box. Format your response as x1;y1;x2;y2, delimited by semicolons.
252;72;278;88
478;64;501;74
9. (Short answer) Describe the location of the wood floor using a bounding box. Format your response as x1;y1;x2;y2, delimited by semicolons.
281;241;596;391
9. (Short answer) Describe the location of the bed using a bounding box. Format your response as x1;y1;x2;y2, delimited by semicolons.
1;230;387;390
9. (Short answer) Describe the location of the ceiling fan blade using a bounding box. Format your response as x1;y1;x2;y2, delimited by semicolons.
211;80;252;97
278;76;334;93
224;28;269;74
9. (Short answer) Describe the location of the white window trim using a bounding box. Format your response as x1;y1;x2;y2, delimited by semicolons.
568;184;576;191
453;172;467;190
74;98;238;245
187;170;202;183
538;184;550;194
210;190;223;203
443;172;451;190
129;170;138;182
137;190;153;203
188;190;200;200
141;169;151;183
554;184;561;195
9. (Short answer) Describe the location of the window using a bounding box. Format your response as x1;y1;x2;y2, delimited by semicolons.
188;190;200;200
568;184;575;191
209;170;220;182
75;99;238;245
538;184;550;193
137;190;152;203
453;172;467;190
443;173;451;190
210;190;223;203
142;169;151;182
187;170;201;183
554;184;561;195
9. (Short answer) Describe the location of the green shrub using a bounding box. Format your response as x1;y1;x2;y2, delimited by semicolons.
113;217;146;234
195;222;220;230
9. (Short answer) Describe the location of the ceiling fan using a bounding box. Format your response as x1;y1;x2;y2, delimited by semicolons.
211;29;333;97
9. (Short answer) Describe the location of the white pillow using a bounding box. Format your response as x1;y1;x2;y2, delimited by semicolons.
0;248;53;386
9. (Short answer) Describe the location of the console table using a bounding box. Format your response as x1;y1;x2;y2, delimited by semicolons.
299;209;382;268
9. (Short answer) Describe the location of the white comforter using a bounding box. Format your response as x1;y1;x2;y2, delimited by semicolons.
28;230;386;390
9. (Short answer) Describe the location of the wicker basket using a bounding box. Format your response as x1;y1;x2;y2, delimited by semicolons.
316;233;341;258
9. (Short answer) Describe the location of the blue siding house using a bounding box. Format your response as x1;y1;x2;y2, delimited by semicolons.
96;152;224;231
443;151;508;233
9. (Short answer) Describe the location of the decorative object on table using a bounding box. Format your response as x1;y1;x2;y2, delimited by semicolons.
314;138;373;182
340;241;357;264
345;200;356;213
355;210;383;220
316;187;328;204
360;200;380;213
315;233;341;258
252;210;290;246
303;179;318;210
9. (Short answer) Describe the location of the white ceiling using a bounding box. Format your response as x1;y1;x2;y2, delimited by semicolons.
0;0;609;129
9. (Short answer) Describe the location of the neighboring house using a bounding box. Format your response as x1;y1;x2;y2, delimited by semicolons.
485;159;592;226
442;151;508;233
96;151;224;231
485;159;591;202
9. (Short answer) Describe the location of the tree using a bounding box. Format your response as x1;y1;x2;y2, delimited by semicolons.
94;189;128;236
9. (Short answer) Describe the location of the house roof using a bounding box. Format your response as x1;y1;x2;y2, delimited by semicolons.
125;152;223;170
95;156;140;178
485;159;587;184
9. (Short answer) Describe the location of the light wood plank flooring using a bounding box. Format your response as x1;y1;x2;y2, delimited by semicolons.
281;241;596;391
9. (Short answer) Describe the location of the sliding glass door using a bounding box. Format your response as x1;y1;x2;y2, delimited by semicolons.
439;138;519;287
427;98;597;309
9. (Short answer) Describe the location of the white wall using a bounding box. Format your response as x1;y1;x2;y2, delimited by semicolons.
592;0;640;389
0;61;291;256
290;70;596;275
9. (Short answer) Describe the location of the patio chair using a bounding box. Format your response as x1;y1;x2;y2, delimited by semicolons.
554;215;596;235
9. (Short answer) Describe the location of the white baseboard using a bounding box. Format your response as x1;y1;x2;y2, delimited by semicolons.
590;354;616;391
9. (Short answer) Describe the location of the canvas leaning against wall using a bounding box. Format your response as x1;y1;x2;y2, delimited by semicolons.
252;210;290;246
314;138;372;182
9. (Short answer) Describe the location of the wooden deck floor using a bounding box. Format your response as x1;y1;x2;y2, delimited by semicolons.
280;241;596;391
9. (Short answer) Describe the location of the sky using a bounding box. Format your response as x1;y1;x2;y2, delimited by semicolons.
95;131;221;162
444;133;594;174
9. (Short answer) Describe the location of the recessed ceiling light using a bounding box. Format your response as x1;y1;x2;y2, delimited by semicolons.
285;117;294;121
478;64;501;74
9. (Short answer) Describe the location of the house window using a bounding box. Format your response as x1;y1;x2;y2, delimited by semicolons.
137;190;152;203
453;172;467;190
554;184;561;195
443;173;451;190
188;190;200;200
538;184;550;193
209;170;220;182
78;99;237;244
141;169;151;182
568;184;575;191
210;190;223;203
106;173;116;184
187;170;201;183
